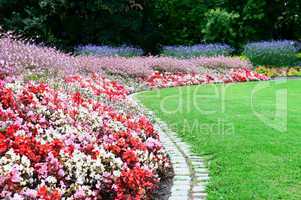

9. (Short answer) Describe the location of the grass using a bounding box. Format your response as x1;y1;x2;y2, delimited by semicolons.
137;80;301;200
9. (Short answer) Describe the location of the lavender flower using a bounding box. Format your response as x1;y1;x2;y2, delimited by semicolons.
76;45;144;57
243;40;300;67
0;35;106;76
162;43;234;58
191;56;252;69
0;33;252;78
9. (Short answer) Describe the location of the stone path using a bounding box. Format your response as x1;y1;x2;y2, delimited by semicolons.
128;93;209;200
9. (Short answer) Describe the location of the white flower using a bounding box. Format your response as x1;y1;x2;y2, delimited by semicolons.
113;170;121;177
46;176;57;184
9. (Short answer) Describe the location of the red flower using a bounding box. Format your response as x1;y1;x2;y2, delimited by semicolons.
50;190;61;200
37;186;61;200
64;145;75;157
0;87;16;109
122;150;138;166
28;83;47;94
72;92;84;105
19;91;34;105
5;124;19;138
0;133;9;154
138;117;155;136
13;136;51;163
50;139;64;157
83;144;99;159
115;167;158;199
37;185;48;199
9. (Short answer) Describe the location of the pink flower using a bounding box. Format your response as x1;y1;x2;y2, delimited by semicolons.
74;187;86;198
146;138;162;150
12;194;24;200
22;189;37;198
35;163;48;178
10;165;22;183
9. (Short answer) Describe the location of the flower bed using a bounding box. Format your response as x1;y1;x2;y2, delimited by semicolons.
243;40;300;67
256;66;301;78
75;45;144;57
144;68;269;88
0;73;171;199
162;43;234;58
0;35;251;78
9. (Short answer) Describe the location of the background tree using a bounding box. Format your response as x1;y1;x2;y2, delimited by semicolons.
0;0;300;52
202;8;240;46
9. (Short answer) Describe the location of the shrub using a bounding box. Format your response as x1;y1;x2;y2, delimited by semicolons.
202;8;240;46
75;45;144;57
287;68;301;76
255;66;301;77
243;40;300;67
162;43;234;58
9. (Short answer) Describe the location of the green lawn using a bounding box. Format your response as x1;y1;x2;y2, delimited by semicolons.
137;80;301;200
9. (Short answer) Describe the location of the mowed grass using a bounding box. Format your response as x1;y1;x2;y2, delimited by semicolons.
137;80;301;200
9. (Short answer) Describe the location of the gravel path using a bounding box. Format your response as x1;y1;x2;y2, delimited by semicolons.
128;93;209;200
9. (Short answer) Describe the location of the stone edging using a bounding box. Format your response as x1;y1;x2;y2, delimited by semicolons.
128;93;209;200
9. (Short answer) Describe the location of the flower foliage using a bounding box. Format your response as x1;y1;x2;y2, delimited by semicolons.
243;40;300;67
255;66;301;77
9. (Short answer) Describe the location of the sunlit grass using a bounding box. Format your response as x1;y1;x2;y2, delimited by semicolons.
137;80;301;200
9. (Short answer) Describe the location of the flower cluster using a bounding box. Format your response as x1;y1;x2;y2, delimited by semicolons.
76;45;144;57
162;43;234;58
243;40;300;67
94;56;252;77
256;66;301;77
77;43;234;58
0;35;252;78
0;60;15;79
0;74;170;199
0;36;83;75
64;74;129;100
144;68;269;88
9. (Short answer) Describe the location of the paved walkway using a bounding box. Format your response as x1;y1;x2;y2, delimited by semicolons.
128;93;209;200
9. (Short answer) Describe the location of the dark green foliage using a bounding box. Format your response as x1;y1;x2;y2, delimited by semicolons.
202;8;240;46
0;0;159;52
243;40;300;67
152;0;208;45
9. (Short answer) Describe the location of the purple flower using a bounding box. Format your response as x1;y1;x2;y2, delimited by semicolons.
163;43;234;58
244;40;299;66
76;45;143;57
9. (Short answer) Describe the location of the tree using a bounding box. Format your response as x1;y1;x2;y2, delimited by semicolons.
0;0;154;50
202;8;240;46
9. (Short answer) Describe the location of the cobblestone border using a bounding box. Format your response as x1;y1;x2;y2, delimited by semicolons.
128;93;209;200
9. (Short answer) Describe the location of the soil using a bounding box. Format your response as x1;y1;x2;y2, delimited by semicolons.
152;169;174;200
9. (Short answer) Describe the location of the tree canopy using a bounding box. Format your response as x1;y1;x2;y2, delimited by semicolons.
0;0;300;52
